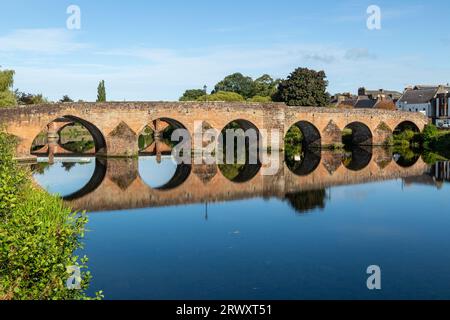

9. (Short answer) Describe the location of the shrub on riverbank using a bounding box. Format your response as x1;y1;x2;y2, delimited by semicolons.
0;130;100;300
421;125;450;159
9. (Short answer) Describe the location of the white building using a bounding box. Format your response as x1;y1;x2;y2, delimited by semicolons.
397;85;450;128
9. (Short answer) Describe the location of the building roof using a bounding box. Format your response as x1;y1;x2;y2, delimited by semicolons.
365;89;403;100
354;96;378;108
398;88;438;104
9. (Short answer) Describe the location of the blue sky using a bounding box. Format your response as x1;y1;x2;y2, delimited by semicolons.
1;0;449;101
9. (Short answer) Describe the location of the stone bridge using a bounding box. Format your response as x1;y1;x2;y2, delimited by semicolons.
54;149;430;212
0;102;429;160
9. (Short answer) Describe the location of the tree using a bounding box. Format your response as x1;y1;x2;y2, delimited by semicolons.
97;80;106;102
213;73;255;99
0;69;17;107
179;89;206;101
253;74;280;98
197;91;245;102
15;90;48;105
59;95;74;103
249;95;272;103
275;67;330;106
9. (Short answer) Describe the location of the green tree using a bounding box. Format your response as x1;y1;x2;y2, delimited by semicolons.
249;95;272;103
0;69;17;107
15;90;49;105
253;74;280;98
197;91;245;102
96;80;106;102
213;73;255;99
179;89;206;101
59;95;74;103
275;67;330;106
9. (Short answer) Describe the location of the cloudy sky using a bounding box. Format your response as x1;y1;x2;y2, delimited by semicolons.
1;0;449;101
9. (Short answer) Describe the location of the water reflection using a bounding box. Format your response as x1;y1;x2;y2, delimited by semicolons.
30;148;449;214
32;157;97;198
284;189;328;214
29;149;450;300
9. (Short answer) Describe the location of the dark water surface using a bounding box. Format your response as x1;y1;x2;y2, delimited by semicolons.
32;150;450;300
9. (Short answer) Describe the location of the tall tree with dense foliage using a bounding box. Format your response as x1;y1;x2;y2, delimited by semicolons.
97;80;106;102
275;68;330;106
0;69;17;107
213;73;256;99
179;89;206;101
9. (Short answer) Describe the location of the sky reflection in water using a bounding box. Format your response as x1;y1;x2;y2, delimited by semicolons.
32;154;450;300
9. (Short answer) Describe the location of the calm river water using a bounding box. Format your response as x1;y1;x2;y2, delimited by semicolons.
32;149;450;300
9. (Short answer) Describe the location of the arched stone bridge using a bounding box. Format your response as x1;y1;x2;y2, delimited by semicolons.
0;102;429;160
58;149;430;212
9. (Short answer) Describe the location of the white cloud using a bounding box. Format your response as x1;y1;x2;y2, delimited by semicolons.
5;36;450;101
0;28;87;54
345;48;377;61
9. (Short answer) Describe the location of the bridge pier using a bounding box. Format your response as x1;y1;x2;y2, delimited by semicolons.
321;120;343;147
105;121;139;157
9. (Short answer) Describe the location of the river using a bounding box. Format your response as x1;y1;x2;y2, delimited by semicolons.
31;148;450;299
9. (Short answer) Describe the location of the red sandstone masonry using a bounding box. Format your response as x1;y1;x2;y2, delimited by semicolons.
0;102;429;159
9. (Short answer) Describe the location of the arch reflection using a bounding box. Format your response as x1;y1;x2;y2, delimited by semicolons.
218;119;261;183
285;148;322;176
32;157;106;200
139;156;191;190
342;146;373;171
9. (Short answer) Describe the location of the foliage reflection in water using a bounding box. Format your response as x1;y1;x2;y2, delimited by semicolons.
31;149;450;299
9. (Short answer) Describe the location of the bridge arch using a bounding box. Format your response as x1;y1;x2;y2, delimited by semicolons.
219;118;261;162
31;115;106;156
63;115;107;153
343;122;373;146
218;119;261;183
287;121;321;148
138;117;191;157
394;121;420;134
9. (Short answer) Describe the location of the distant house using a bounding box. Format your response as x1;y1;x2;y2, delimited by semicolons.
334;87;400;110
396;85;450;128
358;87;403;103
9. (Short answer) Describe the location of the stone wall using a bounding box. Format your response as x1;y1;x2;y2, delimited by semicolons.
0;102;429;159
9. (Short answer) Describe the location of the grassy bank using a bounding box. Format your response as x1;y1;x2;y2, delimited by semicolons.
0;130;101;300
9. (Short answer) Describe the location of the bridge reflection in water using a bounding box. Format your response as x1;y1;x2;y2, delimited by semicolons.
31;147;439;214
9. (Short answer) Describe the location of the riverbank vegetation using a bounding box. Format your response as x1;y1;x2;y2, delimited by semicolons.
0;130;100;300
392;124;450;160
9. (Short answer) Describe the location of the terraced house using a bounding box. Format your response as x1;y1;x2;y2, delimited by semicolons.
397;85;450;128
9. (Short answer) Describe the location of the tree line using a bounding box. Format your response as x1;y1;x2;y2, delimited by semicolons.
2;66;331;107
0;68;107;107
179;67;331;107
